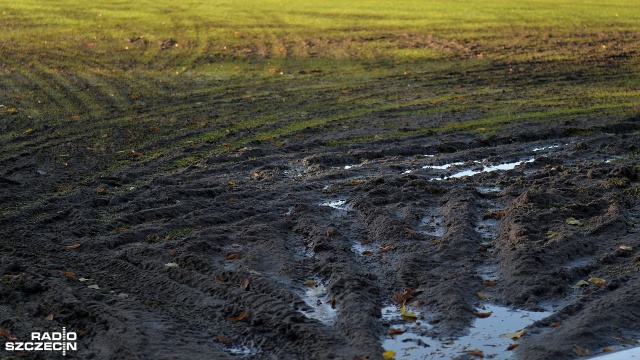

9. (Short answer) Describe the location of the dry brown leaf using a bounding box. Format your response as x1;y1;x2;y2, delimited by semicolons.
377;245;392;254
388;329;405;336
496;210;506;219
619;245;633;251
131;149;143;156
148;126;159;131
215;336;231;344
228;310;248;321
394;289;413;304
45;313;54;321
86;146;94;152
404;227;417;235
550;322;561;328
360;239;371;245
362;250;374;256
59;271;76;277
214;276;225;282
467;349;484;357
588;276;606;287
329;297;337;309
573;344;589;356
506;343;520;351
483;280;498;286
228;198;238;202
602;347;615;352
66;243;81;249
226;254;239;260
474;312;492;318
240;277;250;290
305;280;317;286
0;328;17;341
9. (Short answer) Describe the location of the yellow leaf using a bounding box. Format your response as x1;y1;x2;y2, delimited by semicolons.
501;329;525;340
619;245;632;251
382;350;396;360
24;128;34;134
573;280;590;288
588;276;606;287
400;302;417;320
305;280;317;286
476;291;491;300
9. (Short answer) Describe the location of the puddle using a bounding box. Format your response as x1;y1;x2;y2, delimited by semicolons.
476;264;500;282
383;303;552;359
423;161;470;170
425;158;535;181
226;344;260;356
343;164;362;170
319;199;351;211
419;215;445;237
300;279;337;324
476;186;502;194
533;144;560;152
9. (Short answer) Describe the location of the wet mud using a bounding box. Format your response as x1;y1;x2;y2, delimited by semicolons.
1;116;640;359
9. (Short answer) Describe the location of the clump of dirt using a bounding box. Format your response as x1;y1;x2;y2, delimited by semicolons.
1;115;640;359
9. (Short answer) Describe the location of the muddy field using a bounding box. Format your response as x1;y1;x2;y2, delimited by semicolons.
1;112;639;359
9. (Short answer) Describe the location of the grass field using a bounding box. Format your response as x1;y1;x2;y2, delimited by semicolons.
1;0;640;175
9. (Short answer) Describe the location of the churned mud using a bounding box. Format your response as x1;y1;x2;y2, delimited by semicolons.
1;115;640;359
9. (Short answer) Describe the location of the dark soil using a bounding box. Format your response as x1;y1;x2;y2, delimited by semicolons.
2;115;640;359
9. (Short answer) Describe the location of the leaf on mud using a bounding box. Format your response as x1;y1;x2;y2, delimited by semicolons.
483;280;497;286
573;280;590;288
550;322;561;328
619;245;633;251
588;276;606;287
0;328;17;342
377;245;392;254
388;329;405;336
226;254;239;260
474;312;492;318
228;197;238;202
45;313;54;321
59;271;76;277
360;239;371;245
566;217;583;226
131;149;143;156
573;344;589;356
305;280;317;287
476;291;492;300
148;126;159;131
88;284;100;290
240;277;250;290
86;146;95;152
602;347;615;352
23;128;34;134
403;227;417;235
467;349;484;357
546;230;559;238
400;302;417;320
496;210;506;219
394;289;412;304
214;276;225;282
164;262;179;268
228;310;248;321
506;343;520;351
228;180;235;185
66;243;81;249
78;277;91;282
382;350;396;360
329;297;337;309
215;336;231;344
501;329;525;340
362;250;374;256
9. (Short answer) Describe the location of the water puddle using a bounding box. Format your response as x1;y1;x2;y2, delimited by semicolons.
343;164;362;170
319;198;351;211
476;186;502;194
300;278;337;324
424;158;535;181
226;345;260;356
383;303;552;359
533;144;560;152
419;215;445;237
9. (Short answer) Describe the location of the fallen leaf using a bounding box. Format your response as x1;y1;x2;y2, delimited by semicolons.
550;322;561;328
483;280;497;286
574;280;590;288
72;115;80;119
602;347;615;352
394;289;412;304
214;276;225;282
476;291;492;300
23;128;33;134
0;328;17;341
566;217;583;226
404;227;417;235
496;210;506;219
228;310;248;321
362;250;374;255
400;302;417;320
96;187;106;194
360;239;371;245
215;336;231;344
228;197;238;202
619;245;633;251
377;245;392;254
86;146;95;152
226;254;239;260
131;149;143;156
87;284;100;290
467;349;484;357
506;343;520;351
66;243;81;249
240;277;250;290
330;297;337;309
304;280;317;286
148;126;159;131
388;329;405;336
573;344;589;356
164;262;179;268
382;350;396;360
588;276;606;287
474;312;492;318
228;181;235;185
501;329;525;340
45;313;54;321
59;271;76;277
546;230;559;238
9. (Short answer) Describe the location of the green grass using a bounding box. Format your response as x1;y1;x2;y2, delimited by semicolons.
1;0;640;178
